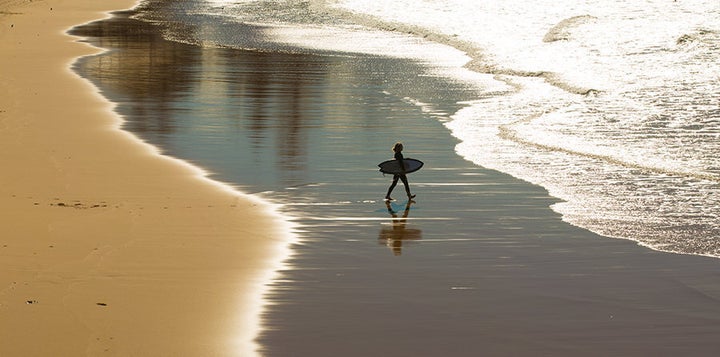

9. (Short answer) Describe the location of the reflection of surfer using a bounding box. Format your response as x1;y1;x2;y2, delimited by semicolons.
385;142;416;201
379;200;421;256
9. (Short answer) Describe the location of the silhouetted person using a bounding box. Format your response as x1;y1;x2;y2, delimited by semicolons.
385;142;416;201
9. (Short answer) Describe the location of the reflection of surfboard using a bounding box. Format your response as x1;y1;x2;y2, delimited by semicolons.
378;158;424;175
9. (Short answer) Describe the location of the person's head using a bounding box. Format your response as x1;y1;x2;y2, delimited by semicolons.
392;142;404;153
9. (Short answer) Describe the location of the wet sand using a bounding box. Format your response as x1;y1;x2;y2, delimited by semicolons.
66;5;720;356
0;1;289;356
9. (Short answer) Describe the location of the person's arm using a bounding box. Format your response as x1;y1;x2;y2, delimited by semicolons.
396;152;406;174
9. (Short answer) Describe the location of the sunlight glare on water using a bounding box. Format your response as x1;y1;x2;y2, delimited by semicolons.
333;0;720;256
158;0;720;256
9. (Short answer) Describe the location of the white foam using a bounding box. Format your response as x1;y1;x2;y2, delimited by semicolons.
331;0;720;257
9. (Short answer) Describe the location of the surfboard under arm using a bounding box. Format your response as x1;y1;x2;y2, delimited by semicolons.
378;158;424;175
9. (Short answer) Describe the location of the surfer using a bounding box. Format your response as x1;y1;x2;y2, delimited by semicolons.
385;142;416;201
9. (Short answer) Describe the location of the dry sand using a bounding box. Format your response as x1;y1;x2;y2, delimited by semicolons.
0;1;290;355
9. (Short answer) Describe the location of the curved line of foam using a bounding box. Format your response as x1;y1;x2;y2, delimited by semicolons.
498;111;720;183
313;0;600;96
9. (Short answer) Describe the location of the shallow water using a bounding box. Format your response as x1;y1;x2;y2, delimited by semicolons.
338;0;720;257
171;0;720;257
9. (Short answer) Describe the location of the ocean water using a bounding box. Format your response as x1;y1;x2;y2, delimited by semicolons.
135;0;720;257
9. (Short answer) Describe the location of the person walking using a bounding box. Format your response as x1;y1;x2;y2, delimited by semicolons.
385;142;416;201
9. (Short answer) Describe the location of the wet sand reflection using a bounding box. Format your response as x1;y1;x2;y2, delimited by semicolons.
379;200;422;256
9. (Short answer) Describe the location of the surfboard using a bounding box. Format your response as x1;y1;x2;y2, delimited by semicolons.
378;158;424;175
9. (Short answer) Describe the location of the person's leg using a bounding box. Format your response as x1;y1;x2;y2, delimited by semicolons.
400;175;414;198
385;175;400;199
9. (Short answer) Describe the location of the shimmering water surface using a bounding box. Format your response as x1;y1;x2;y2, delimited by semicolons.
174;0;720;256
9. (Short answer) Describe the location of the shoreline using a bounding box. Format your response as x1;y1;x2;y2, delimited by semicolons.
0;1;291;355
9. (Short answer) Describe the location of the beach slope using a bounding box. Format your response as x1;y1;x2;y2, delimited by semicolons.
0;1;287;355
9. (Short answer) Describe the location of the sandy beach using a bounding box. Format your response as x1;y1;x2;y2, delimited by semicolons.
0;1;289;356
